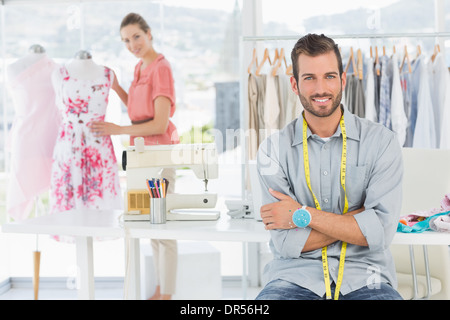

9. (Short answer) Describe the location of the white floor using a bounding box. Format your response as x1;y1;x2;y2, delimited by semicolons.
0;279;262;300
0;234;264;300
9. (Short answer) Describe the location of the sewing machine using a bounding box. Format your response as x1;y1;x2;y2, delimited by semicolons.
122;143;220;221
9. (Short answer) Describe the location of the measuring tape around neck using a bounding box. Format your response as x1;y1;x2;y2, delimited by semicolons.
302;112;348;300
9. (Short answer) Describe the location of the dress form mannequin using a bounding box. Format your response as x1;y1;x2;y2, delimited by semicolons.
64;50;107;80
7;44;47;81
49;49;122;235
6;44;59;221
6;44;60;300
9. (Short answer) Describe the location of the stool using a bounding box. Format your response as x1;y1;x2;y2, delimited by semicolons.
140;240;221;300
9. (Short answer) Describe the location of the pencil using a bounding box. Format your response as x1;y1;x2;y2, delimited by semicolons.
158;179;164;198
154;179;161;198
146;179;153;198
165;179;169;196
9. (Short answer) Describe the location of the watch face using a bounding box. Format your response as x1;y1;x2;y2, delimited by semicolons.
292;208;311;228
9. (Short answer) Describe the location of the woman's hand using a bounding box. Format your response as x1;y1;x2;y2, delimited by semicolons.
89;121;122;137
260;188;301;230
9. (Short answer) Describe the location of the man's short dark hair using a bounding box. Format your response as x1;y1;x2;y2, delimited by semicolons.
291;33;343;81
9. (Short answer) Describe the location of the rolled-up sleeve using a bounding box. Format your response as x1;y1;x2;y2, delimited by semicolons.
354;133;403;252
257;134;311;258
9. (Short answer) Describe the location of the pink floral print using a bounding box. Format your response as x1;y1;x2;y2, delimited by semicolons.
50;66;122;215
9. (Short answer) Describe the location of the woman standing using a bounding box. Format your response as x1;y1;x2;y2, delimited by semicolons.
91;12;179;300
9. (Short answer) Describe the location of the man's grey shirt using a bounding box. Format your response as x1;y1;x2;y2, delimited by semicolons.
257;107;403;297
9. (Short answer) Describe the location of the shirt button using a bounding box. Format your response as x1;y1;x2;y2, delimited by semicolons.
323;171;328;176
324;199;329;203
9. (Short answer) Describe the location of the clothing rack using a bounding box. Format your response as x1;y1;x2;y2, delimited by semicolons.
239;31;450;201
243;32;450;42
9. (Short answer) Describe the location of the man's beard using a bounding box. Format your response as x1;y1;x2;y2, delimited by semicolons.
298;85;343;118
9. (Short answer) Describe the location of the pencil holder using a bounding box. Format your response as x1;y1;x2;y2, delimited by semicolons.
150;198;166;224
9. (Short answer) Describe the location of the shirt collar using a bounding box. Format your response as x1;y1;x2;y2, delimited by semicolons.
135;54;165;75
292;106;360;146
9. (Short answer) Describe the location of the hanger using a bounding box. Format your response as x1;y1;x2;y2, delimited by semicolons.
344;47;351;73
255;48;272;76
286;64;293;76
416;45;422;59
375;46;380;76
271;48;288;76
247;48;259;74
272;48;280;65
357;48;363;80
405;46;412;73
344;47;357;75
400;45;412;74
431;44;441;62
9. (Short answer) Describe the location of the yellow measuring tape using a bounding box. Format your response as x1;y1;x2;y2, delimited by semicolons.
302;113;348;300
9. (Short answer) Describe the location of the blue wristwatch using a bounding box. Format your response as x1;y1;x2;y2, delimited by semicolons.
292;206;311;228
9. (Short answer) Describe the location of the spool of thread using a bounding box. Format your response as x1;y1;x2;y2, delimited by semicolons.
134;137;145;153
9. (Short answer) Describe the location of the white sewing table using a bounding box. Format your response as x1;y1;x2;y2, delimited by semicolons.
2;209;450;300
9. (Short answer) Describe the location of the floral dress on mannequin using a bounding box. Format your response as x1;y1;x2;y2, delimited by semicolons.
50;65;122;221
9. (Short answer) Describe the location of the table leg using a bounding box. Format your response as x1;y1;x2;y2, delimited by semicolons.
422;245;432;300
33;250;41;300
242;242;248;300
75;236;94;300
408;244;433;300
408;245;419;300
124;237;141;300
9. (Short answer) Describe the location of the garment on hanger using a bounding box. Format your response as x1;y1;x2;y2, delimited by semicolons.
274;73;289;129
400;58;413;147
364;57;377;123
256;75;267;145
345;74;365;118
263;72;280;135
344;51;365;119
378;55;392;130
373;54;381;117
430;53;450;149
344;74;354;113
389;53;407;146
284;78;303;128
250;74;267;160
247;48;302;160
407;56;422;147
6;53;60;221
354;75;365;118
413;56;436;148
439;78;450;149
247;41;447;153
248;73;259;160
50;65;122;219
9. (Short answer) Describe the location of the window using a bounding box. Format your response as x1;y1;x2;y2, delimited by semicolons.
260;0;448;65
0;0;244;280
1;0;448;287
